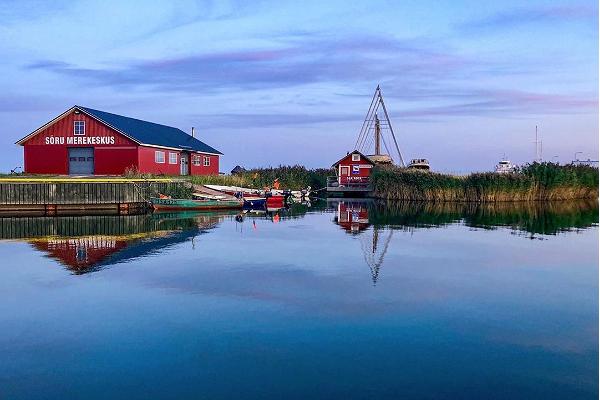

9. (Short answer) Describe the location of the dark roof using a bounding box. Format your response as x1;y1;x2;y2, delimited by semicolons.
231;165;246;174
78;106;222;154
331;150;375;168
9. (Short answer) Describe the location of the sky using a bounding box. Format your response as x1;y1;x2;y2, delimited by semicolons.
0;0;597;173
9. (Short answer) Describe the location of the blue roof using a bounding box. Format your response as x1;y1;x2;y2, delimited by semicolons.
77;106;222;155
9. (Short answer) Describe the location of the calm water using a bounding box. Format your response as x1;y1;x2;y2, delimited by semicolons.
0;200;598;400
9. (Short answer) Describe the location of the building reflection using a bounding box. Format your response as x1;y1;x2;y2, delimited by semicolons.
330;199;392;285
0;211;236;273
328;198;599;284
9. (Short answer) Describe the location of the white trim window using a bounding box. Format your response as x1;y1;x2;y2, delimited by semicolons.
74;121;85;136
192;155;201;166
203;156;210;167
351;153;360;162
155;151;165;163
169;152;178;164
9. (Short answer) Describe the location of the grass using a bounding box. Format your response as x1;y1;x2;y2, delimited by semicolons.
371;162;599;202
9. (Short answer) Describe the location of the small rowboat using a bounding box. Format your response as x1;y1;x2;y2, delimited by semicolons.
243;196;267;209
150;197;243;211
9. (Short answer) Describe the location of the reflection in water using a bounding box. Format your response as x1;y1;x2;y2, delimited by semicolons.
328;198;598;236
0;200;597;399
367;199;599;236
0;211;236;273
331;200;391;284
0;200;596;276
329;198;598;284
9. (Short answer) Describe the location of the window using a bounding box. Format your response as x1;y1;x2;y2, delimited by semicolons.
74;121;85;136
169;152;178;164
351;153;360;161
203;156;210;167
352;165;360;174
192;155;201;166
155;151;165;163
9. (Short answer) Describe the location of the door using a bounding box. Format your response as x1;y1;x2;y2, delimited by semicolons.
68;147;94;175
340;165;350;184
180;154;189;175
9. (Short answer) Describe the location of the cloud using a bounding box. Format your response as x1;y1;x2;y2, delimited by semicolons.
23;32;598;121
396;89;598;119
458;4;598;32
192;112;358;129
24;35;471;93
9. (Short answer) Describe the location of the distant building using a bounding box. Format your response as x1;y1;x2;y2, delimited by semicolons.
16;105;222;176
231;165;246;175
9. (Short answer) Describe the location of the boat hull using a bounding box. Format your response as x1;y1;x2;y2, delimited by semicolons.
150;197;242;211
243;197;267;209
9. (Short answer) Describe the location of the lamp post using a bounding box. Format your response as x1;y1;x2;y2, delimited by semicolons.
574;151;583;161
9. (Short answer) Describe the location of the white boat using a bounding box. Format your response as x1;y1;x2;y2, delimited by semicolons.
204;184;310;199
407;158;430;171
495;159;515;173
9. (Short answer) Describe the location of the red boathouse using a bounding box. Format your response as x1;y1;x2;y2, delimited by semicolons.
327;150;375;193
16;106;222;176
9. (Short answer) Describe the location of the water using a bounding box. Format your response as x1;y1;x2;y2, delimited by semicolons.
0;200;597;400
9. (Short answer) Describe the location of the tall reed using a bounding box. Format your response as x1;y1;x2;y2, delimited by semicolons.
371;162;598;202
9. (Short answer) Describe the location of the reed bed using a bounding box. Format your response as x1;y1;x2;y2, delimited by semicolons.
189;165;332;190
371;162;599;202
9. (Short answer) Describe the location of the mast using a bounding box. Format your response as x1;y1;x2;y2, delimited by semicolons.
374;115;381;155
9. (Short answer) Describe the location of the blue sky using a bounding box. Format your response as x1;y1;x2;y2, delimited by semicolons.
0;0;597;173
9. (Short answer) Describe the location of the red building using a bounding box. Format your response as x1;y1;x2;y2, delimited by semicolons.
16;105;222;175
331;150;374;186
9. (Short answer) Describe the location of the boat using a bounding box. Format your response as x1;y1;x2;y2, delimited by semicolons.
150;197;243;211
242;196;267;209
495;159;515;173
204;184;310;200
407;158;430;171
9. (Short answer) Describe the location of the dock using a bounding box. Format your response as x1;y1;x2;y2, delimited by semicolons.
326;176;373;196
0;177;187;216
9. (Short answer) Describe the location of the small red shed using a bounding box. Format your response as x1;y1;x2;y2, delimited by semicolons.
331;150;375;187
16;105;222;176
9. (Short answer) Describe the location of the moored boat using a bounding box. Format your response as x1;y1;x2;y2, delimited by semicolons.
495;159;515;173
150;197;243;211
407;158;430;171
242;196;267;209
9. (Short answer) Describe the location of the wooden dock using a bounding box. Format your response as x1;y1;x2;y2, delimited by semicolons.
0;177;187;216
326;177;373;196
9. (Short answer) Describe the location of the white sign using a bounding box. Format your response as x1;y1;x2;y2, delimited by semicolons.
44;136;116;145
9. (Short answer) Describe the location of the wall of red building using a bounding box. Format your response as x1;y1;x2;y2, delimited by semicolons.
137;147;181;175
22;110;138;175
137;147;220;176
190;153;219;175
337;153;372;184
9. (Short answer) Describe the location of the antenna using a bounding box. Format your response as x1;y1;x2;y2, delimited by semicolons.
534;125;543;162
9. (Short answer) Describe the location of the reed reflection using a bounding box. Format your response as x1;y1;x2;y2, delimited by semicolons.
329;198;598;283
